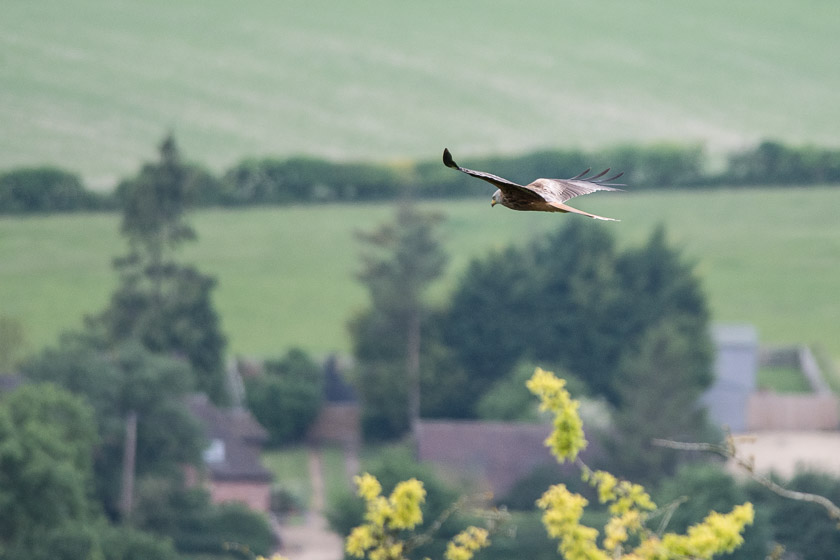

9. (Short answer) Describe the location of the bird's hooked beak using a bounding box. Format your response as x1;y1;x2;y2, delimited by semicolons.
491;190;502;207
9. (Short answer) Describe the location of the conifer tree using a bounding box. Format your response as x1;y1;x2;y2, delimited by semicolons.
92;135;228;403
349;201;447;440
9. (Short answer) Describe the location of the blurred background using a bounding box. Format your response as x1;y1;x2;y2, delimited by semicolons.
1;2;839;559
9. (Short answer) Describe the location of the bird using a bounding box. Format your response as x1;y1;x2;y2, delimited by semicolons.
442;148;624;221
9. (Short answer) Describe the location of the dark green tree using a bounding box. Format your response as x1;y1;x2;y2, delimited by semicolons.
524;223;624;399
443;221;624;406
416;315;475;420
244;348;324;446
22;337;203;518
586;225;715;480
93;135;228;403
612;225;713;400
130;477;275;557
600;320;718;483
441;221;712;413
349;202;447;440
749;470;840;560
0;383;100;558
439;244;533;398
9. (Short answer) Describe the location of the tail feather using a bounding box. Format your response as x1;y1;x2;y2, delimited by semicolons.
547;200;618;221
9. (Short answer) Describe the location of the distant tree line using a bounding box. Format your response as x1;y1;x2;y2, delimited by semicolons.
3;139;840;214
0;167;105;213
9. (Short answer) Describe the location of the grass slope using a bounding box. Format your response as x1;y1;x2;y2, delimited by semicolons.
2;1;839;187
1;187;839;362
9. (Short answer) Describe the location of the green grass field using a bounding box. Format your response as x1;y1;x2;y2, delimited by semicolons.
756;366;811;393
2;186;839;363
2;1;839;188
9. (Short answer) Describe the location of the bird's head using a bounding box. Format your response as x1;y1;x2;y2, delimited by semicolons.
491;190;502;207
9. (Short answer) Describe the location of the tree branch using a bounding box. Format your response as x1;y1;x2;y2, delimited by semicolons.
652;436;840;522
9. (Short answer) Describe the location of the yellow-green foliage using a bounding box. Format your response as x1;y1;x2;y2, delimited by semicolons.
346;473;433;560
346;472;491;560
526;367;588;463
528;367;754;559
344;367;755;560
444;527;491;560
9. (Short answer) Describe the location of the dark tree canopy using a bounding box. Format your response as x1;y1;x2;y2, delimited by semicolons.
244;348;324;446
757;471;840;560
95;261;228;402
0;166;100;214
441;221;712;412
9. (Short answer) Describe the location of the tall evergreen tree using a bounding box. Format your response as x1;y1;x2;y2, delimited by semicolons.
349;201;447;440
613;225;713;399
91;135;228;403
443;221;624;404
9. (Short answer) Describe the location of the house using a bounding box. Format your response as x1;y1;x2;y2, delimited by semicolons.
306;355;361;447
185;393;274;512
414;418;607;498
702;324;838;432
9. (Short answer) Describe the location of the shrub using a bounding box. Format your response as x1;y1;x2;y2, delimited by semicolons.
244;349;324;446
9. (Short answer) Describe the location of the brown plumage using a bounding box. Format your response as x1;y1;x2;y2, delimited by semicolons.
442;148;624;221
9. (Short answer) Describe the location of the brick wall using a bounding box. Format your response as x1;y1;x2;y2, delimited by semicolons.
747;393;839;430
307;403;360;446
209;480;272;512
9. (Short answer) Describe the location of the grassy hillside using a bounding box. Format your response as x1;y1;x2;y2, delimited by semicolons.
2;1;839;187
2;187;839;362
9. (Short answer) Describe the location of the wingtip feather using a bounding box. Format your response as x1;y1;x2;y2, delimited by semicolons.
442;148;457;169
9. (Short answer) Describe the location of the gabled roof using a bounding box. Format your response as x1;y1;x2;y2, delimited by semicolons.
185;393;273;482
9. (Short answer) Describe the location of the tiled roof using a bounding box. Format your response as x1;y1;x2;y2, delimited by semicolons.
186;393;273;482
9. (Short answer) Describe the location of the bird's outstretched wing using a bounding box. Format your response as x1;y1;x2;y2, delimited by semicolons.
533;170;625;204
443;148;541;200
444;149;623;204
